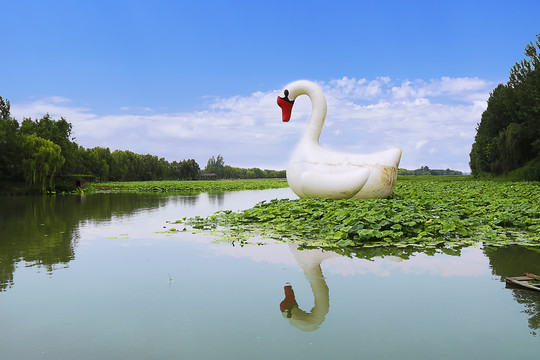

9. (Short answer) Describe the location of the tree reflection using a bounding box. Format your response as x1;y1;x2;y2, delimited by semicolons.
207;192;225;207
0;196;78;291
0;193;194;291
484;246;540;335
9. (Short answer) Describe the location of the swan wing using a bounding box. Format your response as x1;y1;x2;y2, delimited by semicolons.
300;168;370;199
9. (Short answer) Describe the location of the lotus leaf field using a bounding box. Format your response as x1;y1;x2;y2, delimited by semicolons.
88;179;289;193
180;177;540;249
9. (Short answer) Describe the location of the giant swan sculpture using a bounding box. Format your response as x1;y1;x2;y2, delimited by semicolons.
277;80;402;199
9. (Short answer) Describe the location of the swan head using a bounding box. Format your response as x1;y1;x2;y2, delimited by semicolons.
280;284;298;317
277;80;324;122
277;89;295;122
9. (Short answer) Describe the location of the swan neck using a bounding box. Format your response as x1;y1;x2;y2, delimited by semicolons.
301;85;327;143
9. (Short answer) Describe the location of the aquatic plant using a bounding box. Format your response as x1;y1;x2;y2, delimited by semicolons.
87;179;289;193
179;179;540;248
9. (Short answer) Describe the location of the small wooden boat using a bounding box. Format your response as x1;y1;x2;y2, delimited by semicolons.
505;273;540;292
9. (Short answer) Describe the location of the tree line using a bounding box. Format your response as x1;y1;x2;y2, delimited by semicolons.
203;154;286;179
398;166;463;176
0;99;285;193
469;34;540;180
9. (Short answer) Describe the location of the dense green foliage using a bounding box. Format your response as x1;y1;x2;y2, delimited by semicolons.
0;98;22;182
20;134;65;192
0;100;201;192
88;179;289;193
470;34;540;180
180;178;540;248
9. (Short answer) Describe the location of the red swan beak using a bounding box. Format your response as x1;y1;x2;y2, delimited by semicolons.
280;285;298;313
277;90;295;122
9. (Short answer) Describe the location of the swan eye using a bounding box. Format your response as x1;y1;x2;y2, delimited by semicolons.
284;89;289;97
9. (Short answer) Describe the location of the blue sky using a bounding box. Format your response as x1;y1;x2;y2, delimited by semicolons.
2;0;539;172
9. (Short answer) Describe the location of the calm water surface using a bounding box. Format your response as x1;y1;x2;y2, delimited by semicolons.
1;189;539;359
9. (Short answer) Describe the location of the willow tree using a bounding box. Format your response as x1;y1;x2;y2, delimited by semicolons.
21;134;65;192
19;114;79;177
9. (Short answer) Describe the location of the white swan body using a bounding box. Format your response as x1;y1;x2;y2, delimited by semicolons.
277;80;402;199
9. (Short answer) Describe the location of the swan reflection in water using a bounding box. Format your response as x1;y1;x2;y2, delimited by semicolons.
280;244;339;332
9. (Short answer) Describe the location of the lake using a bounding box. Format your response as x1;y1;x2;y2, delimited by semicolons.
1;188;539;359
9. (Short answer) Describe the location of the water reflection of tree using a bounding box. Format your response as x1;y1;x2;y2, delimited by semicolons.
207;192;225;207
0;196;78;291
484;246;540;335
298;243;463;261
0;193;191;292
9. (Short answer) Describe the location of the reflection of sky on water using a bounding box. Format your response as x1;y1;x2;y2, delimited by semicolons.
325;247;490;277
205;242;491;278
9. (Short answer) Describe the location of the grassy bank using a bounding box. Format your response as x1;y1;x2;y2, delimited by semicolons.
179;177;540;249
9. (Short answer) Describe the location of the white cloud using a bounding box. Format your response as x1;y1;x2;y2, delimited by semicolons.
415;140;428;150
327;77;386;100
10;76;492;172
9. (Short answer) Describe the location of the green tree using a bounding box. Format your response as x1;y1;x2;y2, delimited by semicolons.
470;34;540;179
110;150;130;180
180;159;200;179
0;97;22;182
19;114;78;176
84;147;111;180
205;154;225;177
20;134;65;192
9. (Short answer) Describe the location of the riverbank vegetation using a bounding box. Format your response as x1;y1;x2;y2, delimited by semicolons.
0;100;200;193
179;177;540;249
398;166;463;176
88;179;289;193
470;34;540;181
201;154;286;180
